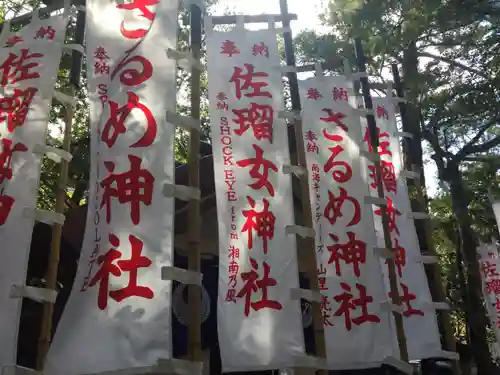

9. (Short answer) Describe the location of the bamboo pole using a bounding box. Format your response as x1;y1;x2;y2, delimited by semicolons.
279;0;327;372
187;1;203;364
391;63;461;375
36;84;75;370
354;38;410;364
36;10;84;367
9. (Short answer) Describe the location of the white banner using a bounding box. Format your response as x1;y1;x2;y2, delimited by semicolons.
45;1;178;375
299;76;398;369
477;242;500;347
206;26;305;371
368;97;441;360
493;202;500;237
0;13;68;367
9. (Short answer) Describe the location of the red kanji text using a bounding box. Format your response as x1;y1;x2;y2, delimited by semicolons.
388;238;406;278
332;87;348;101
334;282;380;330
374;198;401;236
482;261;499;279
0;88;38;132
241;196;275;254
100;155;154;225
35;26;55;40
233;103;273;142
328;231;366;277
230;63;272;99
237;144;278;196
376;105;388;119
89;233;154;310
390;283;424;317
236;258;282;316
363;126;392;157
221;40;240;57
252;42;269;57
487;279;500;294
369;160;397;194
306;88;322;100
0;49;42;87
305;130;319;154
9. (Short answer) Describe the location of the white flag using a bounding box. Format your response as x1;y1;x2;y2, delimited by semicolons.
299;76;398;369
45;1;178;374
0;13;68;367
206;26;305;371
368;97;441;360
477;242;500;348
493;202;500;237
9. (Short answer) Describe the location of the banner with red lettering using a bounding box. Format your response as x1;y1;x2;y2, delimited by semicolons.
494;202;500;237
299;76;398;369
477;242;500;347
206;25;305;371
45;1;179;374
367;97;441;360
0;13;68;367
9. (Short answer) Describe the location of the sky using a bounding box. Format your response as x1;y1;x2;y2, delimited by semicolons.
211;0;325;33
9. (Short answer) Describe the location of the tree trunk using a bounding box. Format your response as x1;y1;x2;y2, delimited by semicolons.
447;162;495;374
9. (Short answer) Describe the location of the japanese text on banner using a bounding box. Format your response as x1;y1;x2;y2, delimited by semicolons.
207;27;304;371
367;97;441;360
478;243;500;346
300;76;397;368
0;15;67;367
44;1;178;375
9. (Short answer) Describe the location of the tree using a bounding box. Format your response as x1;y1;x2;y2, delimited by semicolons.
294;0;500;372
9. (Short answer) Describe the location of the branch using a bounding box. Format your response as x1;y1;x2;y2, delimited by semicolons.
419;51;487;78
421;128;448;173
463;155;500;163
461;135;500;156
455;120;499;160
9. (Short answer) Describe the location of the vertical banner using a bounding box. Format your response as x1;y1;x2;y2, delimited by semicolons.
299;76;398;369
206;25;305;371
493;202;500;237
45;1;178;374
0;14;68;367
367;97;441;360
477;242;500;347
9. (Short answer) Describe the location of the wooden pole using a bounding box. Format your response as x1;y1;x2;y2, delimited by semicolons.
36;85;75;370
187;1;202;364
391;63;461;375
36;10;84;368
278;0;327;372
353;38;410;363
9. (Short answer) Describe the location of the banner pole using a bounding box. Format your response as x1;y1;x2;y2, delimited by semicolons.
391;63;461;375
187;0;203;364
36;85;75;370
353;37;410;364
278;0;327;371
36;10;85;369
